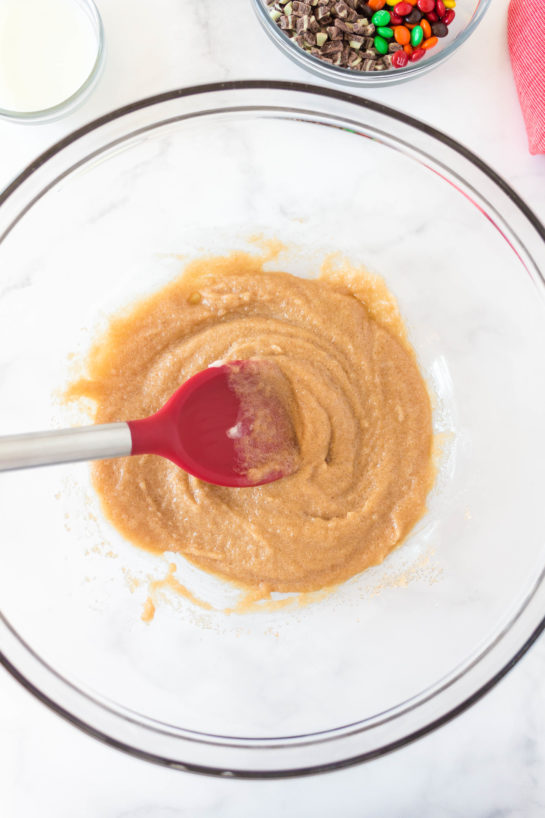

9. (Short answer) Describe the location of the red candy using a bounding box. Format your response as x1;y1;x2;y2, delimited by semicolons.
409;47;425;61
426;10;439;21
389;13;403;24
442;8;455;24
394;2;413;15
392;49;409;67
417;0;435;12
435;0;446;16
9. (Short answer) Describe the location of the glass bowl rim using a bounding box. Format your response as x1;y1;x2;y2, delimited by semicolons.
0;80;544;778
251;0;492;86
0;0;105;123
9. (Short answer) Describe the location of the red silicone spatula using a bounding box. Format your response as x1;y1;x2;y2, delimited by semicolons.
0;361;295;487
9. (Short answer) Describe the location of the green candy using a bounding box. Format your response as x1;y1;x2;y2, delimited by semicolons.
374;35;388;54
410;25;424;47
371;9;390;26
377;26;393;38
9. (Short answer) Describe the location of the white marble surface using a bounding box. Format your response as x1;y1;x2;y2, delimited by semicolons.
1;0;544;815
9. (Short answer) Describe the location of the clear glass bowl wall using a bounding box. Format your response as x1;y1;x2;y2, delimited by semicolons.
0;83;544;777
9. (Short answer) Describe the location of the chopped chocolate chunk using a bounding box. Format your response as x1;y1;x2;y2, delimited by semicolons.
315;6;331;21
333;2;349;19
327;25;343;39
359;3;373;16
292;1;312;14
347;50;363;67
320;38;343;53
353;18;370;33
388;42;403;52
296;14;309;31
348;34;364;49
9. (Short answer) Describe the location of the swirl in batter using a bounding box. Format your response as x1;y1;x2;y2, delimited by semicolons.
70;251;434;593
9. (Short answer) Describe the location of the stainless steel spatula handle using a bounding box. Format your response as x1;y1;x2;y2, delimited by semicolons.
0;423;132;471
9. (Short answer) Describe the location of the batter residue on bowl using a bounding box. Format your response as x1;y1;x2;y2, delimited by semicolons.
69;249;434;593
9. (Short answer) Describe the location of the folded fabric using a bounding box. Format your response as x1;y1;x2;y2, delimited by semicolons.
508;0;545;155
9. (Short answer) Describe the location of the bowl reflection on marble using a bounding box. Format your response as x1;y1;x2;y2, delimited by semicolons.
0;82;544;777
252;0;491;86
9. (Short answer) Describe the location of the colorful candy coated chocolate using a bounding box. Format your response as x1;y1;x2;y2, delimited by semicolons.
435;0;446;16
431;21;448;37
389;13;403;24
369;0;387;9
409;47;425;61
372;9;391;25
421;35;438;49
394;2;412;15
405;8;423;24
410;24;423;46
421;18;431;38
394;24;411;44
374;34;389;53
385;0;398;5
426;10;439;21
417;0;435;12
443;0;455;7
403;43;413;53
377;25;394;37
392;49;409;66
442;8;455;24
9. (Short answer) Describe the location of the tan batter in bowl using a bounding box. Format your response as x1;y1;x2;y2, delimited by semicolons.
69;250;434;593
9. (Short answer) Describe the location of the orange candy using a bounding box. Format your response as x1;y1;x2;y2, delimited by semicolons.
394;25;411;45
404;0;418;4
403;44;413;54
368;0;386;9
422;36;438;49
421;19;432;38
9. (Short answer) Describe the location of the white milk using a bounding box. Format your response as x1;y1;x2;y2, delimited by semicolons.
0;0;99;112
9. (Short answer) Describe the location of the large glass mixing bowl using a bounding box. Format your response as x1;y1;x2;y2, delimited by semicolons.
1;82;544;777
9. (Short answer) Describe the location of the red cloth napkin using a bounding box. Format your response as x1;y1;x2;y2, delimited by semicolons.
508;0;545;155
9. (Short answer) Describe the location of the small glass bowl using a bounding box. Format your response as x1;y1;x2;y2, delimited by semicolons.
252;0;491;86
0;0;104;123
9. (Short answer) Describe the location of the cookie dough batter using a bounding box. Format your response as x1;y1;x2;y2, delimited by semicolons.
70;252;433;592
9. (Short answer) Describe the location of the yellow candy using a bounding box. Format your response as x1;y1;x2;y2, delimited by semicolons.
385;0;398;5
443;0;456;6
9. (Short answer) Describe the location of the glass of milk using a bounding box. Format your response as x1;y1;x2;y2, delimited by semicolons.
0;0;104;121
